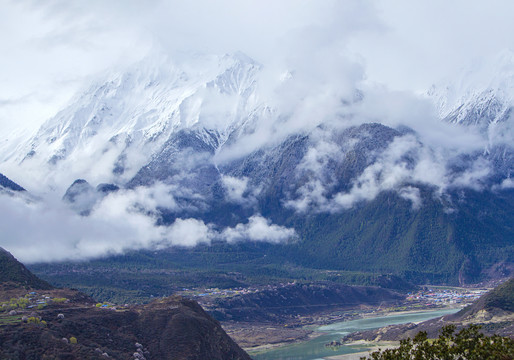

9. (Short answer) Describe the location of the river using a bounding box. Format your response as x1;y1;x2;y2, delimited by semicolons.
250;308;460;360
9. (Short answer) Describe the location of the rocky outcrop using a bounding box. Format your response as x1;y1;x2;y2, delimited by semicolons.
0;173;25;192
0;248;250;360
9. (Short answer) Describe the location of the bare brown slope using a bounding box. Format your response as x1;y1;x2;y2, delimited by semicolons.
449;277;514;321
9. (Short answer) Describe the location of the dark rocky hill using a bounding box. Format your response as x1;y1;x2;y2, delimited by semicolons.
0;248;251;360
0;247;53;291
62;179;120;215
62;179;94;203
0;295;251;360
0;173;25;192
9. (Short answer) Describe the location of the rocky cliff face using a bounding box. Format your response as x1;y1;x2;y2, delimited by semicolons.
137;297;251;360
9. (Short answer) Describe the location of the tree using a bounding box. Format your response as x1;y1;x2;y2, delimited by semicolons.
362;325;514;360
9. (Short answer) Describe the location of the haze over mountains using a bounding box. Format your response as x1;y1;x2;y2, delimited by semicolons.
0;1;513;286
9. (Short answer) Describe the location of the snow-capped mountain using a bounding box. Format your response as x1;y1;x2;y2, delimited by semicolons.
0;49;513;285
427;51;514;183
6;52;263;190
0;48;511;202
428;50;514;131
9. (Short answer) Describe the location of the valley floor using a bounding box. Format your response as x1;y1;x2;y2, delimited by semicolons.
223;304;465;351
181;282;489;350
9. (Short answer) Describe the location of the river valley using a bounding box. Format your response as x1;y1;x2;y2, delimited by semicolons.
250;308;460;360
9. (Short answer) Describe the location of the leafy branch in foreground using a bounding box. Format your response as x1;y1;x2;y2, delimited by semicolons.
362;324;514;360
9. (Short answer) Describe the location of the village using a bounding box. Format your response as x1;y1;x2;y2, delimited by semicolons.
405;287;489;306
178;283;286;299
0;291;69;314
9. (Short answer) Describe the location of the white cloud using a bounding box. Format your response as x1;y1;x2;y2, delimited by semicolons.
285;179;329;214
298;139;342;175
399;186;422;210
162;218;213;248
285;127;497;213
0;0;380;163
92;183;179;216
495;177;514;190
0;0;151;134
221;215;296;244
0;185;294;263
0;182;192;263
449;158;491;191
221;175;259;206
3;0;514;137
349;0;514;92
0;192;169;263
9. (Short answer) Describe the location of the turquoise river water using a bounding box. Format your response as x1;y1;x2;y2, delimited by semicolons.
251;308;460;360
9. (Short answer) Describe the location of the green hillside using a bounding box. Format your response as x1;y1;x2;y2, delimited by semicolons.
274;188;514;285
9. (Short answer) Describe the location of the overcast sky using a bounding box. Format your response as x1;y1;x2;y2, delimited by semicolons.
1;0;514;136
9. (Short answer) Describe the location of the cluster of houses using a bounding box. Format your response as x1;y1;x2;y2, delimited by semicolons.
184;282;298;299
25;292;56;309
0;291;68;313
183;286;255;298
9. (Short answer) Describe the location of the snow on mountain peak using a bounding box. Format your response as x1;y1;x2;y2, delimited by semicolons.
428;49;514;126
6;52;263;190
